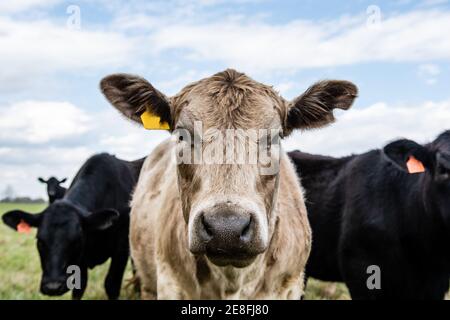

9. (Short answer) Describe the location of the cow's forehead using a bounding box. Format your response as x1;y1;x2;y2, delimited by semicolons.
41;204;79;227
172;69;285;129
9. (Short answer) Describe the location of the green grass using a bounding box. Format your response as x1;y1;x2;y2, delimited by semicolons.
0;203;448;300
304;280;350;300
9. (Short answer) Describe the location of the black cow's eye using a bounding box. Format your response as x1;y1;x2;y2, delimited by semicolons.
439;166;450;177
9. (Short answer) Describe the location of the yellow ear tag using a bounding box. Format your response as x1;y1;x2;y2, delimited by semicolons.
140;111;170;130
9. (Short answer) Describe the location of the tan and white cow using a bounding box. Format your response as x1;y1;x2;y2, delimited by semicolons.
100;69;357;299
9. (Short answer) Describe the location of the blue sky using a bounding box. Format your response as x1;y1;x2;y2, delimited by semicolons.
1;0;450;198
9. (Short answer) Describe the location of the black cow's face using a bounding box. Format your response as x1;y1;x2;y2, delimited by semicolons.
430;134;450;228
2;201;119;296
36;202;85;296
384;130;450;228
38;177;67;197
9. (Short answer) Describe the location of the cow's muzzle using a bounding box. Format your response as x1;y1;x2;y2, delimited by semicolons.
40;278;69;296
189;204;267;268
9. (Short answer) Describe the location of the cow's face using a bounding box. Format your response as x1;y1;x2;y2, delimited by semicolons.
101;69;357;267
38;177;66;197
384;131;450;229
173;79;284;267
2;201;119;296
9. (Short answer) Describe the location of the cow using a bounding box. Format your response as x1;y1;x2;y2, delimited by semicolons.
100;69;358;299
289;130;450;300
38;176;67;203
2;153;144;300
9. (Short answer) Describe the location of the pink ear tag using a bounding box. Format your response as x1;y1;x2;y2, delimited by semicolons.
406;155;425;174
17;219;31;234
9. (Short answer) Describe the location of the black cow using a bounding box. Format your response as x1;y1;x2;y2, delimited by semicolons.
2;153;144;300
38;176;67;203
289;130;450;300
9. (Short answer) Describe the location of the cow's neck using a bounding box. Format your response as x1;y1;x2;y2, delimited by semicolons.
64;180;100;213
399;173;449;261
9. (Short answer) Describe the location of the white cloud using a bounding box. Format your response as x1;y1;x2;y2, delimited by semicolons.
274;82;296;96
0;101;92;144
284;99;450;157
0;16;136;89
0;100;169;198
418;63;441;85
0;0;60;13
148;10;450;73
0;146;91;198
97;110;169;159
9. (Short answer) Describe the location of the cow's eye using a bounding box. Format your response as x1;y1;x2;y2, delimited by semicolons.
173;131;184;143
271;133;280;147
259;132;280;150
438;166;450;179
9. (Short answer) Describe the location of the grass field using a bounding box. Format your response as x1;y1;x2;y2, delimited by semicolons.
0;203;446;300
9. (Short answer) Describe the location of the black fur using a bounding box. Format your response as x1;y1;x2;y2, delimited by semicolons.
289;130;450;300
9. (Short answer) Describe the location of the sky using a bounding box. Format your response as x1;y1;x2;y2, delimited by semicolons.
1;0;450;198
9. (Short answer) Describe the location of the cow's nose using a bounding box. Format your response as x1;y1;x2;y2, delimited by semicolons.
200;210;253;248
41;281;65;295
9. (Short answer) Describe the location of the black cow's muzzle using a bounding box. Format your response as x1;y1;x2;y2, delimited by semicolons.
41;279;69;296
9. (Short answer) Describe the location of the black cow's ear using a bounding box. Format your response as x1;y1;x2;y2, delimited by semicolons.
84;209;120;231
2;210;42;231
284;80;358;135
383;139;433;173
59;178;67;184
100;73;172;127
38;177;47;183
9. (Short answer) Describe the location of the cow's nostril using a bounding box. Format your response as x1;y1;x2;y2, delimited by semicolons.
200;213;213;238
240;216;253;241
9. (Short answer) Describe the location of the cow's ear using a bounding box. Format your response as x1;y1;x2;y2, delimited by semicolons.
59;178;67;184
284;80;357;135
2;210;42;231
38;177;47;183
383;139;434;173
84;209;120;231
100;73;171;127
